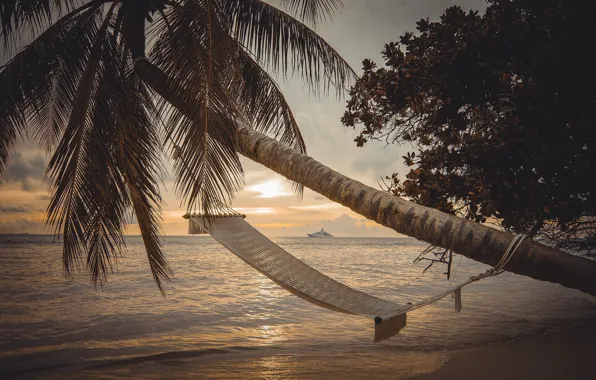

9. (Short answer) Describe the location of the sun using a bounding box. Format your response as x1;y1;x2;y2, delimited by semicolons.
247;179;291;198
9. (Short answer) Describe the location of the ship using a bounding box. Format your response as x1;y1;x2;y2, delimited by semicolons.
307;228;333;238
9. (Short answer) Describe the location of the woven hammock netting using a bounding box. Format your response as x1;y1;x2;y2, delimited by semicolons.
187;212;526;342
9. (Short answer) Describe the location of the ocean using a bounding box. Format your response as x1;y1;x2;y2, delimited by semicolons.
1;234;595;379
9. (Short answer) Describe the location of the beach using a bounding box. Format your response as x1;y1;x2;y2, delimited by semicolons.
3;1;596;379
1;235;595;379
412;321;596;380
43;320;593;380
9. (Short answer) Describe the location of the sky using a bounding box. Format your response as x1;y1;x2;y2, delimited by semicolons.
0;0;486;237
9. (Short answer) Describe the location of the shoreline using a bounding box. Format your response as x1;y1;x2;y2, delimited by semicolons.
409;320;596;380
3;322;595;379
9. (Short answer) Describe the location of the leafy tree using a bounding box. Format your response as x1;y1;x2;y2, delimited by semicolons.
343;0;596;255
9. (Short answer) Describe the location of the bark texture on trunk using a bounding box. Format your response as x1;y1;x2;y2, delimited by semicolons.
123;13;596;297
237;127;596;297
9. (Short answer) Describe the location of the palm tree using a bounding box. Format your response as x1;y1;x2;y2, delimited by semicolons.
1;0;595;297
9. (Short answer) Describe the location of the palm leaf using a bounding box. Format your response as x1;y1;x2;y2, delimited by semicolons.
223;0;356;95
151;1;308;200
149;0;244;215
1;0;354;292
43;3;172;289
0;0;87;46
230;47;306;197
80;44;130;286
0;3;103;173
272;0;343;26
232;48;306;153
115;67;171;293
45;4;115;278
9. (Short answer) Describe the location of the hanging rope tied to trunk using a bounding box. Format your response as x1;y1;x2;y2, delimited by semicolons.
382;233;526;320
185;213;526;342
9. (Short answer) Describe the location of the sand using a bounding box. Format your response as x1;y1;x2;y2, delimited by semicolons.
410;321;596;380
7;323;595;379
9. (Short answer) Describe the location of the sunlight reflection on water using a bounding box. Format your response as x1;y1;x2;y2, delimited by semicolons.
1;234;595;379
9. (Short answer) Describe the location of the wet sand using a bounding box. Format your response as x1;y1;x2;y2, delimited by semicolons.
410;321;596;380
6;323;595;379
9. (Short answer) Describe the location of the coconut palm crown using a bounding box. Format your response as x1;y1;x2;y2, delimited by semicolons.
0;0;355;292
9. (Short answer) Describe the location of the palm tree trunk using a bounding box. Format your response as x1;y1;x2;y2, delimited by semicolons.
236;127;596;298
123;14;596;296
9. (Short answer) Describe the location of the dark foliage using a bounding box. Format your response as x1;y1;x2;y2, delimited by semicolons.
343;0;596;255
0;0;354;290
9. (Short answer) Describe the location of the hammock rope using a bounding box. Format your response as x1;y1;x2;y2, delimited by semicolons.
186;214;525;342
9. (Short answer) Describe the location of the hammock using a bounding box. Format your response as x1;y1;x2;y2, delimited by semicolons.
187;214;525;342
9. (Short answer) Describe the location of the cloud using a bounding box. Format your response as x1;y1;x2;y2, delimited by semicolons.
288;203;342;211
234;207;276;215
0;218;46;234
3;152;46;181
1;152;48;192
0;206;30;213
21;179;36;192
351;148;403;177
255;213;399;237
245;179;292;198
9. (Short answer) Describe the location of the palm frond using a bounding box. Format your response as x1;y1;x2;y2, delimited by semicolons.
223;0;356;95
149;0;244;215
231;47;306;197
0;3;103;173
45;4;171;289
116;68;171;293
0;0;87;47
232;48;306;153
28;9;106;151
45;4;116;279
1;0;354;292
272;0;343;26
80;42;131;286
150;1;309;199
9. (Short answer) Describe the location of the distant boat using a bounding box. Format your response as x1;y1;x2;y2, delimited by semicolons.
307;228;333;238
